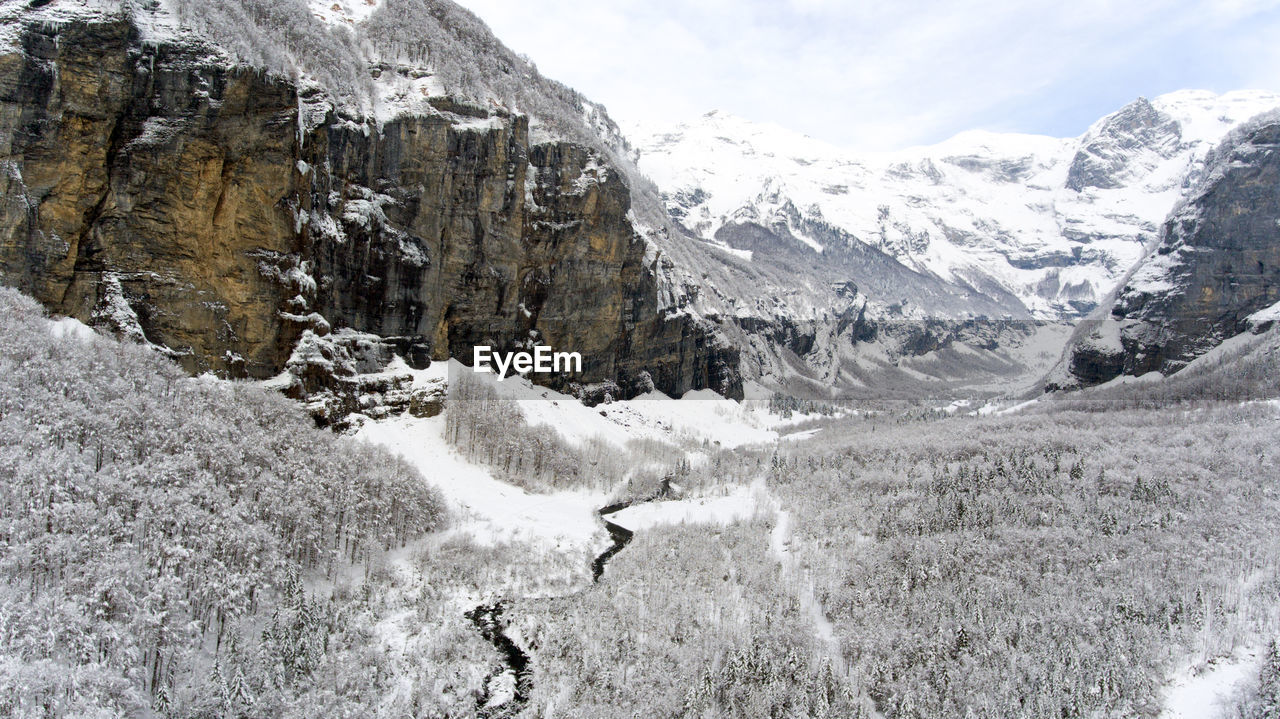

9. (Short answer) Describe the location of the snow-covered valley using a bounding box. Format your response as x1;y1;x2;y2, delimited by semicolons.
4;263;1280;718
1;0;1279;716
346;364;805;715
352;360;792;557
336;352;1280;718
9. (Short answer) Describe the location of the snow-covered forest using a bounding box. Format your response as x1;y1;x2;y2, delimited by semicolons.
147;0;627;150
5;285;1277;717
0;288;455;715
767;402;1280;717
443;371;685;494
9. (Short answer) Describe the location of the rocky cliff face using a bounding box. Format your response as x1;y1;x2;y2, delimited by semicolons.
1061;113;1280;386
0;19;301;376
0;16;741;405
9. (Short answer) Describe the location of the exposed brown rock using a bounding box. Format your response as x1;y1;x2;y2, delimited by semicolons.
0;18;742;410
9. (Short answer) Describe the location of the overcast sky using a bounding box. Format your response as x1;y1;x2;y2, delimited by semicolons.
451;0;1280;150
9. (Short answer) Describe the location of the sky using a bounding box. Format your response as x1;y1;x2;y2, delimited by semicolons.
451;0;1280;151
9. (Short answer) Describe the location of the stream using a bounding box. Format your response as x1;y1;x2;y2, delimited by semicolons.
592;503;635;582
464;498;649;715
464;601;532;716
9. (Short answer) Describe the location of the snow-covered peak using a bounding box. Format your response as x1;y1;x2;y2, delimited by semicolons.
635;110;840;170
632;90;1280;320
903;128;1066;160
1149;88;1280;144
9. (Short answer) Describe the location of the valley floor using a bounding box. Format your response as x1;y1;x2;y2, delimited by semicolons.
3;290;1278;718
340;361;1280;718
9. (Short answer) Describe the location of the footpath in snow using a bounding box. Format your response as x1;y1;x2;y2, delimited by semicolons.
768;499;844;673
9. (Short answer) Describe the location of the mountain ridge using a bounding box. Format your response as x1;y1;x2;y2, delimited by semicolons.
1054;108;1280;389
2;0;1274;405
630;89;1280;321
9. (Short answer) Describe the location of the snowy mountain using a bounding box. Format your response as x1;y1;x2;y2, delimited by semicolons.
1054;108;1280;388
2;0;1070;404
3;1;1272;402
631;90;1280;320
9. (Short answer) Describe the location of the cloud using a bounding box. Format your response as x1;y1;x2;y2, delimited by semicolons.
452;0;1280;150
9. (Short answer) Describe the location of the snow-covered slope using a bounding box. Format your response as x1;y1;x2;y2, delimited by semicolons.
632;90;1280;320
308;0;384;27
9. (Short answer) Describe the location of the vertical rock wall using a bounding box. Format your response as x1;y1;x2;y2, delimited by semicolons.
0;18;742;401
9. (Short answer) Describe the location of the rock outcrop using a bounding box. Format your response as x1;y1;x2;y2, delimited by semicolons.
0;16;741;407
1062;113;1280;385
1065;97;1182;192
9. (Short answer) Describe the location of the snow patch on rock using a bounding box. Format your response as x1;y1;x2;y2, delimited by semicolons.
309;0;383;28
